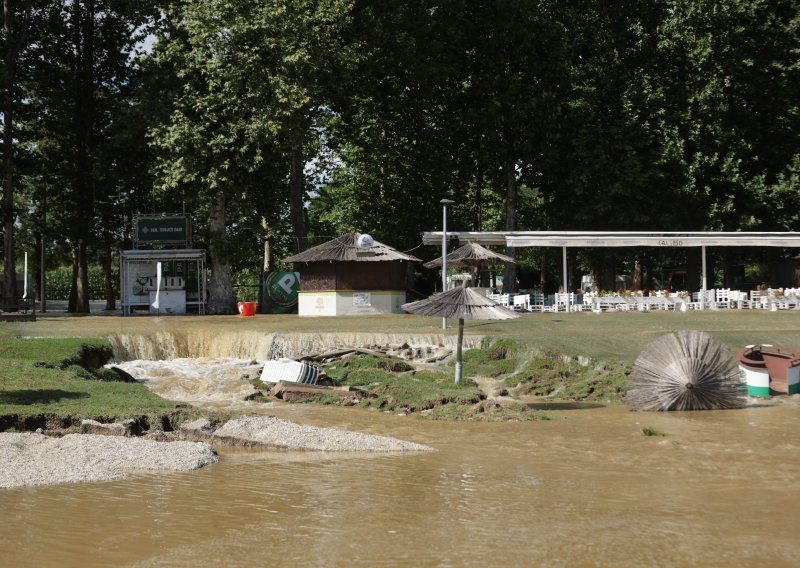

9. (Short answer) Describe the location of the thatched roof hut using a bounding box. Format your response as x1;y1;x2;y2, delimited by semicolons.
284;233;420;264
283;232;420;316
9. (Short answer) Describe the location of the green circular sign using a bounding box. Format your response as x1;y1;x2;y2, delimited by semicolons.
265;271;300;308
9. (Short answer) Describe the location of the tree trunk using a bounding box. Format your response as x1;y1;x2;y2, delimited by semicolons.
102;236;114;310
206;195;236;314
289;145;308;253
69;0;95;313
2;0;30;308
474;154;484;231
68;249;78;312
502;155;517;293
262;221;271;273
75;239;90;313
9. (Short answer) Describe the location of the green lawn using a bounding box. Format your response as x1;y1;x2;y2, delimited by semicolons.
5;309;798;363
2;309;798;426
0;336;176;429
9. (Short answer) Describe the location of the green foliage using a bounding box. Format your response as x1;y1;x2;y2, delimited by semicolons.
46;266;108;301
642;426;666;437
9;0;800;298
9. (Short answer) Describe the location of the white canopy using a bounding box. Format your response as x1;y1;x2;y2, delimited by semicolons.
421;231;800;310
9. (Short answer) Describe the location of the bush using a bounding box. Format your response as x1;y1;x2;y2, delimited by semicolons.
46;266;110;300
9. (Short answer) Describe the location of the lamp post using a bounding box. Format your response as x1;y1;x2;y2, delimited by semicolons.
440;198;454;329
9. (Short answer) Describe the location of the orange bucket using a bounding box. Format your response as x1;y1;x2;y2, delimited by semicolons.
237;301;257;317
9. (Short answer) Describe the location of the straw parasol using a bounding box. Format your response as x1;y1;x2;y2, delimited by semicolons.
402;286;519;383
423;241;515;268
627;331;746;411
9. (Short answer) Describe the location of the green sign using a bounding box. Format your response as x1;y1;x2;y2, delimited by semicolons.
263;271;300;314
136;216;189;244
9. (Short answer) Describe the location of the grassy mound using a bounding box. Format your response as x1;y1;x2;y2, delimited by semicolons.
0;337;179;431
323;354;484;413
460;337;630;402
504;354;630;402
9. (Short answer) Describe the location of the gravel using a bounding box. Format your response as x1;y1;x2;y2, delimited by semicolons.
0;416;432;489
211;415;434;452
0;433;218;489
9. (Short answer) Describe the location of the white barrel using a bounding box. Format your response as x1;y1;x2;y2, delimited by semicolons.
739;364;770;397
788;365;800;395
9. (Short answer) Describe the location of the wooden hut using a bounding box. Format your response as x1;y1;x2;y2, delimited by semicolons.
283;233;420;316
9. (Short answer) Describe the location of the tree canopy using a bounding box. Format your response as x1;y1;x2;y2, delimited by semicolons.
3;0;799;308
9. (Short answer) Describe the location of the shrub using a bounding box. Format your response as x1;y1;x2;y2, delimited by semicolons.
46;265;110;300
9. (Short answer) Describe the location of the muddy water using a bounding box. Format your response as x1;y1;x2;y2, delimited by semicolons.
3;389;800;567
4;335;800;567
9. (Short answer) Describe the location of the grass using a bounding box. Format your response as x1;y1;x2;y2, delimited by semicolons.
504;354;630;402
323;355;484;412
0;337;179;431
642;426;667;437
3;309;800;425
7;309;800;362
423;401;553;422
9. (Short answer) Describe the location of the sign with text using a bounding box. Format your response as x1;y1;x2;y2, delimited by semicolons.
135;216;189;246
262;271;300;314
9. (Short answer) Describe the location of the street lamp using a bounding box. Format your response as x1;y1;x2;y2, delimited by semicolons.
440;198;454;329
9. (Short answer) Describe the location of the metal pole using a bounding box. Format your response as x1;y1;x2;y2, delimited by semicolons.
562;246;568;311
40;188;47;312
440;198;454;329
701;245;707;310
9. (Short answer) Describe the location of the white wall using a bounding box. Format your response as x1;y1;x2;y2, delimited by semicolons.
298;291;406;317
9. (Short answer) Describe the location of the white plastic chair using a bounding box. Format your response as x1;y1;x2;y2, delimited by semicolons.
513;294;530;311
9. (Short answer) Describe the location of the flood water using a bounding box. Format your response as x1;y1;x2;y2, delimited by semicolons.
3;354;800;566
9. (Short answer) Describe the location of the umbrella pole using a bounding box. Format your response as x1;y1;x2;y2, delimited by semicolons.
455;318;464;383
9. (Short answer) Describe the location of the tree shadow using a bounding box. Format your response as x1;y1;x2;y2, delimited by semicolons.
0;390;90;405
523;401;606;411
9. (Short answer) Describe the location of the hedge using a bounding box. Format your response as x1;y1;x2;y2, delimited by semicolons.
46;266;110;301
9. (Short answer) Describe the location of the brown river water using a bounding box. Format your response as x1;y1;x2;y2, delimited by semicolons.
2;329;800;567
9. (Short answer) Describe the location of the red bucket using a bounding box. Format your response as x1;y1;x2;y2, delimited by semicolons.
237;301;257;317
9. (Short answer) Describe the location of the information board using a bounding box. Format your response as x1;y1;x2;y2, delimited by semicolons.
135;216;190;246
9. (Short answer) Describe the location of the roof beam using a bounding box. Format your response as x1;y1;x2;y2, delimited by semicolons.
422;231;800;248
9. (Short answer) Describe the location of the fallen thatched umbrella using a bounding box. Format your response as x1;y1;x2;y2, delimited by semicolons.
627;331;746;411
423;242;516;269
402;286;519;383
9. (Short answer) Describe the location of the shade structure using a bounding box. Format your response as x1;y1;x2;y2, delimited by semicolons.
423;242;516;269
402;286;519;321
627;331;746;411
402;287;519;383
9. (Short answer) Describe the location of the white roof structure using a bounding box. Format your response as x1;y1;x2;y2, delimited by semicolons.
422;231;800;248
422;231;800;309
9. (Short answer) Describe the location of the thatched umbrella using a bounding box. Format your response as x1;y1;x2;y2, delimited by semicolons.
284;232;420;263
627;331;746;411
423;242;515;269
402;286;519;383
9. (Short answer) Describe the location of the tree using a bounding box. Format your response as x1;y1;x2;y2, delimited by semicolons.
147;0;354;313
2;0;31;308
24;0;155;311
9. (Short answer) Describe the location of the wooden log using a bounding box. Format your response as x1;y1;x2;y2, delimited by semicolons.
269;381;358;400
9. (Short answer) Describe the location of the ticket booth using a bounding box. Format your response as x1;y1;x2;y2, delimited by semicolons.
120;249;206;315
